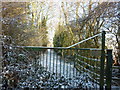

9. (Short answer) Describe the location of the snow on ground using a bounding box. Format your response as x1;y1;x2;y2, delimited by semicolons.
2;45;99;89
38;49;99;88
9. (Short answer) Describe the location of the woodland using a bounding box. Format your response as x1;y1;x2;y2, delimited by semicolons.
1;1;120;89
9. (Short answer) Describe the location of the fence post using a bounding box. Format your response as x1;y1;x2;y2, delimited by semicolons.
105;49;113;90
0;37;3;89
100;31;106;89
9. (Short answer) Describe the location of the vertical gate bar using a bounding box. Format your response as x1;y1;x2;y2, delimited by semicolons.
64;49;67;78
105;49;113;89
83;50;85;76
77;50;82;75
43;49;44;68
60;49;62;77
93;52;95;87
49;49;51;72
62;50;66;75
66;49;68;77
73;49;75;77
69;49;72;78
76;49;78;76
53;48;54;74
100;31;106;89
65;49;67;78
46;49;48;71
56;49;58;77
39;49;42;67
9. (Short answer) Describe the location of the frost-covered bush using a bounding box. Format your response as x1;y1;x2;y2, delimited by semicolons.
1;36;44;88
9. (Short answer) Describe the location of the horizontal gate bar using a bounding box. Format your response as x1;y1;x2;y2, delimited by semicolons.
76;58;100;70
16;46;102;50
77;54;101;62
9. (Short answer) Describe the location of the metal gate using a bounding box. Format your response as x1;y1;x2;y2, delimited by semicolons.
2;31;113;89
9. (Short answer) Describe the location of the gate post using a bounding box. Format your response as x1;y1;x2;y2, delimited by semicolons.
105;49;113;90
100;31;106;89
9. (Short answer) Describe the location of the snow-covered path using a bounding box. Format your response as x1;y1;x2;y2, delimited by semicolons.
38;49;99;88
39;49;80;78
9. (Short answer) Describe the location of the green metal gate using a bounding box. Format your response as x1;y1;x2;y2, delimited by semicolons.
20;31;113;89
2;31;113;89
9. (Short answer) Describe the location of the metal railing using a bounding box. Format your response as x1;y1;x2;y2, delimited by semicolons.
2;31;113;89
18;47;102;88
